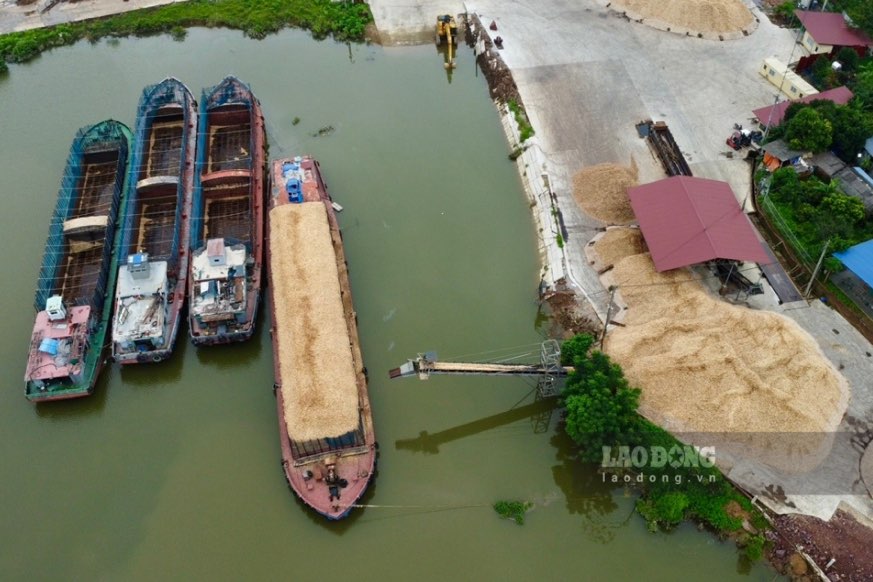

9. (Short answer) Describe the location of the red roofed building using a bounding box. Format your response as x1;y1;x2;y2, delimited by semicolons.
795;10;873;56
753;86;853;128
627;177;771;272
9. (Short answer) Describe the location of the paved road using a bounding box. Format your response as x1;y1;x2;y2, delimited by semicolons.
0;0;189;35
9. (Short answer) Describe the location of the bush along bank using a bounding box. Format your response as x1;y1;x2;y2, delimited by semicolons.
559;334;770;562
0;0;372;71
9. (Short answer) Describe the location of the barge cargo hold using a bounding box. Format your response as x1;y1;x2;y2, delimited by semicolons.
268;156;375;519
112;78;197;364
25;120;132;402
188;76;265;346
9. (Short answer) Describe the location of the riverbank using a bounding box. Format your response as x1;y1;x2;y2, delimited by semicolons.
0;0;371;68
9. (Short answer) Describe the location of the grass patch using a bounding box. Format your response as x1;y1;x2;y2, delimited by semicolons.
493;500;533;525
0;0;372;69
507;99;534;142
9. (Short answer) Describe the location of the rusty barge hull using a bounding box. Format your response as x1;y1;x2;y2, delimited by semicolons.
25;120;133;401
188;77;265;346
113;78;197;364
268;156;375;520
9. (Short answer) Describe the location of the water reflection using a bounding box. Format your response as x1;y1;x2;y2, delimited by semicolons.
395;395;557;454
550;430;631;544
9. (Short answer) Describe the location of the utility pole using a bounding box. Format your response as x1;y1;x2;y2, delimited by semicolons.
804;239;830;299
600;286;617;350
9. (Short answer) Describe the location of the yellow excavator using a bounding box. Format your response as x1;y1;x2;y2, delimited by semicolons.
435;14;457;70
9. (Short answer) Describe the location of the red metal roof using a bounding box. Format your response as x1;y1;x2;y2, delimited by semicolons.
753;86;854;128
627;176;771;272
795;10;873;48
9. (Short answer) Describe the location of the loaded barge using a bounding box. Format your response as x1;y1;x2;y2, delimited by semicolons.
112;78;197;363
268;156;375;519
25;120;132;401
189;76;265;346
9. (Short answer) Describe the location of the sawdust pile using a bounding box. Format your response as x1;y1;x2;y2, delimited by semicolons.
596;237;849;472
589;228;645;270
612;0;754;35
270;202;360;443
572;161;638;224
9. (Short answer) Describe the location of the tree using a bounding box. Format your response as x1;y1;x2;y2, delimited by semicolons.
829;103;873;159
785;107;833;152
853;62;873;111
842;0;873;39
560;334;641;462
836;47;860;73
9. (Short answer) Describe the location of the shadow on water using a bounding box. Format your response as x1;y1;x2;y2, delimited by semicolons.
33;361;111;419
193;306;266;368
118;330;187;387
550;429;634;544
395;393;557;454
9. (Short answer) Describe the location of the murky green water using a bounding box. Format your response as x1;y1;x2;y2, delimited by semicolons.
0;28;778;580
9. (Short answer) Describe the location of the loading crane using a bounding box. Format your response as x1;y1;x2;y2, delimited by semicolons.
435;14;458;70
389;340;571;398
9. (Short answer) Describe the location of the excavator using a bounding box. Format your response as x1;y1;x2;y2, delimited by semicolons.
435;14;457;70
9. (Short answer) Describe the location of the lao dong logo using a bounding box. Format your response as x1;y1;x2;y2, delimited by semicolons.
601;445;716;469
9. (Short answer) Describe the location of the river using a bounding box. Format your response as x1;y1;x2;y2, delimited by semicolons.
0;27;779;580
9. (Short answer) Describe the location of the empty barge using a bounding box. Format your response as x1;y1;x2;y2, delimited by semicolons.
189;76;265;346
25;120;132;401
268;156;376;519
112;78;197;363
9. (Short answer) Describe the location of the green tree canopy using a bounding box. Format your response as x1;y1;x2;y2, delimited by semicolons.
785;107;833;152
560;334;641;462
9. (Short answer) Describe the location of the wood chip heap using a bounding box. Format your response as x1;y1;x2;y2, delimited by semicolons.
610;0;754;36
595;229;849;471
572;162;638;225
270;202;359;443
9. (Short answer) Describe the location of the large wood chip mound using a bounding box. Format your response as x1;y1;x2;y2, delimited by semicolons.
572;162;638;224
270;202;359;443
611;0;754;36
595;237;849;472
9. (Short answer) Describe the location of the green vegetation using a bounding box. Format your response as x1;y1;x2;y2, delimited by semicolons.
560;334;641;463
782;99;873;161
834;0;873;38
0;0;372;71
0;58;7;75
784;107;832;152
556;233;564;248
507;99;535;142
559;334;770;557
493;500;533;525
764;168;871;255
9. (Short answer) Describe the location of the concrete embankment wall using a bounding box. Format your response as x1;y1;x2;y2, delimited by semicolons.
464;11;567;295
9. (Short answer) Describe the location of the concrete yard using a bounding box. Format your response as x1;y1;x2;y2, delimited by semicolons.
367;0;873;524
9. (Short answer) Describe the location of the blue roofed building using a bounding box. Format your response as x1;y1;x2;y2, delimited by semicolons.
834;240;873;319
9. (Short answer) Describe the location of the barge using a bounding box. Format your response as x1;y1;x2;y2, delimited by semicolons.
112;78;197;363
268;157;376;519
189;76;265;346
25;120;132;401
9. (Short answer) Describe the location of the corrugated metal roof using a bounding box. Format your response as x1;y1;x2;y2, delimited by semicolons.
796;10;873;48
835;239;873;288
628;176;772;272
753;86;853;128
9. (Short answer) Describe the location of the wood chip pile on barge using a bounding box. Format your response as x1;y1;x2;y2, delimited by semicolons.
268;156;376;520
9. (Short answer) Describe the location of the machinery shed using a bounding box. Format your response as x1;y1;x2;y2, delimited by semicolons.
628;176;771;272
